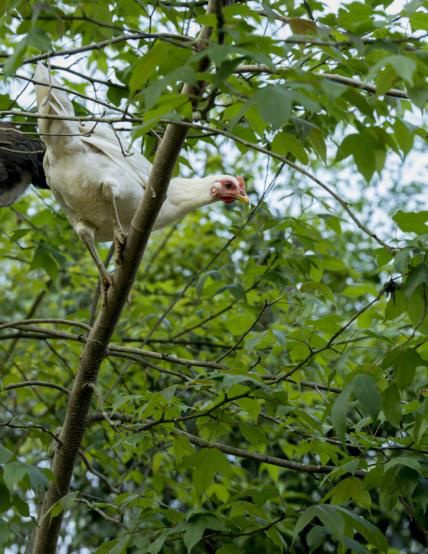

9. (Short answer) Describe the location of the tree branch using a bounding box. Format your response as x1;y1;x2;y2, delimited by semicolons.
0;32;191;70
235;64;410;99
89;412;366;477
0;322;228;370
32;3;225;551
3;380;70;395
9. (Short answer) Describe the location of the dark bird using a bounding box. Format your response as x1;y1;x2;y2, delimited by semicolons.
0;122;49;207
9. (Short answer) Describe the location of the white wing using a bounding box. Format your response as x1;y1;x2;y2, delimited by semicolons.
79;122;151;190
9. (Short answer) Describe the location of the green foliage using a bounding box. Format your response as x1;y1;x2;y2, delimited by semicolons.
0;0;428;553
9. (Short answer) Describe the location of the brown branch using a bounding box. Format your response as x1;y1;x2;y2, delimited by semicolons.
78;450;120;494
0;322;227;370
32;3;223;551
3;380;70;395
17;14;140;34
216;300;271;362
0;32;191;70
235;64;409;100
89;412;366;477
1;287;48;367
0;318;91;332
0;420;62;446
175;428;366;476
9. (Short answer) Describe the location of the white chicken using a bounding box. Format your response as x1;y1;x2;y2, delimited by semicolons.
34;63;248;291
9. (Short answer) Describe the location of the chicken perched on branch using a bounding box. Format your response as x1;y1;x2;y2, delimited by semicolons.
34;63;248;292
0;123;48;206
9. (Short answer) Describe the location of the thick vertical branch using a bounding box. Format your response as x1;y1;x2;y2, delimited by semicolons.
32;2;223;552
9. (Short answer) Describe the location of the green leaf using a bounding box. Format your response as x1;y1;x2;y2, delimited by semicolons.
393;210;428;234
3;462;27;491
376;65;397;95
382;384;401;427
404;264;428;298
272;132;308;164
0;446;13;464
392;348;424;389
239;422;266;445
26;466;49;494
0;519;10;545
294;506;318;535
384;456;421;472
183;514;225;553
382;55;417;85
331;385;353;442
352;374;380;420
335;133;377;182
324;477;371;509
147;533;168;554
410;11;428;30
0;484;11;514
30;244;60;281
336;507;388;551
255;86;292;130
45;492;78;520
27;28;51;50
308;128;327;161
182;448;231;497
393;119;414;156
407;287;428;334
3;37;27;76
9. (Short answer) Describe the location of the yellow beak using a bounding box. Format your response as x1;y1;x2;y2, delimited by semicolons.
237;193;250;204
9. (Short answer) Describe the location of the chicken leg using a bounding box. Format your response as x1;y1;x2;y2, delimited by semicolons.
101;180;127;265
75;220;112;299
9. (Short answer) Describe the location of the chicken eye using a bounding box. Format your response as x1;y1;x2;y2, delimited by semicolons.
224;182;233;190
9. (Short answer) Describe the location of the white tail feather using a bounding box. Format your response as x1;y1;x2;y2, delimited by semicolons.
34;62;79;143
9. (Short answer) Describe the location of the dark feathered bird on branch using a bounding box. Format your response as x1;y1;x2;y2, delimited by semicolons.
0;123;49;206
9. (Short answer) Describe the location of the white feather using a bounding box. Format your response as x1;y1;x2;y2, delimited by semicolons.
34;63;247;245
